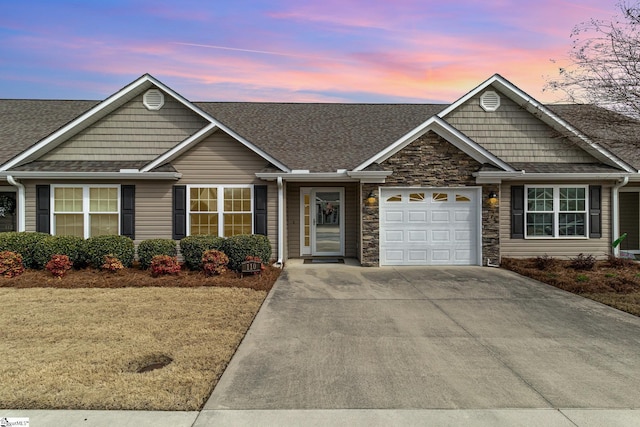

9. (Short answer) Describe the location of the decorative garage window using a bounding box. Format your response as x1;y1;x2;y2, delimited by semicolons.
525;186;587;238
52;185;120;238
409;192;425;202
188;185;252;237
432;192;448;202
386;194;402;202
456;194;471;202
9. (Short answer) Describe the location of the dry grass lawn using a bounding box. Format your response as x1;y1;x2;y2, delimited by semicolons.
0;267;280;411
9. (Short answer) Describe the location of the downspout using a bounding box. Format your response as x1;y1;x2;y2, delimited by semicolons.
275;176;284;267
612;176;629;256
6;175;25;232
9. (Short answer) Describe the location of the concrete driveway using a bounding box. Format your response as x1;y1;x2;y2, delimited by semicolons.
199;260;640;426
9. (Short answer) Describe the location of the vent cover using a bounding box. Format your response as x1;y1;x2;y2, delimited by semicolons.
480;91;500;111
143;89;164;110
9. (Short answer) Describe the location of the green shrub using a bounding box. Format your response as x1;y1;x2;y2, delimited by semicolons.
220;234;272;272
179;235;225;270
0;232;50;269
33;235;87;269
137;239;177;269
0;250;24;278
85;235;135;268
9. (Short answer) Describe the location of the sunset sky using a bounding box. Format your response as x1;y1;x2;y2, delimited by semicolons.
0;0;620;104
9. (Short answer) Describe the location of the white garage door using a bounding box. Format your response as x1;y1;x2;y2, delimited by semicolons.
380;188;479;265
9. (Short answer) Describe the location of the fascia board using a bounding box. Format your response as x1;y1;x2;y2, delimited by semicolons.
354;115;513;172
474;171;631;182
0;75;155;172
0;171;182;180
255;172;354;182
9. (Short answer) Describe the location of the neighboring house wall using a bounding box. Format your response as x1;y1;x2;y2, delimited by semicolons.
500;182;612;258
286;182;359;258
361;130;500;266
445;87;598;163
40;90;209;161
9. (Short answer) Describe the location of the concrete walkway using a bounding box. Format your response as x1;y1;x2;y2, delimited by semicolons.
4;261;640;426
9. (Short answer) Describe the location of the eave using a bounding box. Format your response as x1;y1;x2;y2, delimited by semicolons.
0;171;182;180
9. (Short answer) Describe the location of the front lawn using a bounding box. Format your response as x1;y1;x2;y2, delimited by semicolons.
0;267;280;411
502;256;640;316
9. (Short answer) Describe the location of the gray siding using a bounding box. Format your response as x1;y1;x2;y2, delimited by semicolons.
500;182;612;259
446;87;598;163
286;182;358;258
41;89;208;161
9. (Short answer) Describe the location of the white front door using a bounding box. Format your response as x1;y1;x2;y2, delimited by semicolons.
300;187;344;256
379;187;480;265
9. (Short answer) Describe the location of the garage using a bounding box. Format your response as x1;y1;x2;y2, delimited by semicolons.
379;188;480;265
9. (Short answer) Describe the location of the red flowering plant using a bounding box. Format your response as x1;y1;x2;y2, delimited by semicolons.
202;249;229;277
45;254;72;278
0;250;24;278
101;255;124;272
150;255;181;277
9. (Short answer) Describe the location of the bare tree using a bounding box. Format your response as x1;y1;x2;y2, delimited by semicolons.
546;1;640;118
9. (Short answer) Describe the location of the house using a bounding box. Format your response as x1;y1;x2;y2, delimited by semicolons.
1;73;639;267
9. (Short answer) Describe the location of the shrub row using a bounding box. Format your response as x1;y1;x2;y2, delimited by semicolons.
0;232;271;272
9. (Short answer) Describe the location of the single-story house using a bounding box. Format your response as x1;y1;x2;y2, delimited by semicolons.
1;73;640;266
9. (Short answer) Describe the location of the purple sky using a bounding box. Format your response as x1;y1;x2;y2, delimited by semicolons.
0;0;619;104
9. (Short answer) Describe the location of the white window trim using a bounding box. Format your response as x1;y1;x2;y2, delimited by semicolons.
186;184;254;237
51;184;121;238
524;185;589;239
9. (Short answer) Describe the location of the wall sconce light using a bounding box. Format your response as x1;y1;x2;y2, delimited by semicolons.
487;191;499;208
365;191;377;206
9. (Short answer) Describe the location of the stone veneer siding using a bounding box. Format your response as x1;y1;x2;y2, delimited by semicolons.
361;130;500;266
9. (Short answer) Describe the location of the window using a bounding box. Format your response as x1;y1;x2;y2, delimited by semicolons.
188;185;252;236
432;192;448;202
525;186;587;238
53;185;119;238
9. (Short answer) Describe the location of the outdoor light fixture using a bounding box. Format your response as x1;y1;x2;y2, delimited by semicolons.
487;191;499;208
365;191;377;206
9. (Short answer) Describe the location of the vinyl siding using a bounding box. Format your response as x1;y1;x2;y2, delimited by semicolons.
41;89;208;161
286;182;358;258
446;87;598;163
500;182;612;258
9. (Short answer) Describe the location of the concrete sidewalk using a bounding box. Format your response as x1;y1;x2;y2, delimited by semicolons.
4;261;640;426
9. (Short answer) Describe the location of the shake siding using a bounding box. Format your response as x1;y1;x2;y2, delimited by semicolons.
41;90;208;161
500;182;612;258
446;88;598;163
286;182;358;258
171;130;278;254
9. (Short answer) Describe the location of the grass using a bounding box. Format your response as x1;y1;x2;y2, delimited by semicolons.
502;256;640;316
0;266;281;411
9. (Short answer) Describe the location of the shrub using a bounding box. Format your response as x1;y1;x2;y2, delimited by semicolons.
33;235;87;269
0;251;24;278
202;249;229;276
0;232;50;269
220;234;271;272
150;255;181;277
85;235;135;268
102;255;124;272
137;239;177;269
45;254;72;278
606;253;636;269
534;254;555;270
179;235;225;270
569;253;596;270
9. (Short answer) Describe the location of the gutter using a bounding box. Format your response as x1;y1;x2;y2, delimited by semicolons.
612;176;630;257
474;171;631;183
6;175;25;232
0;171;182;180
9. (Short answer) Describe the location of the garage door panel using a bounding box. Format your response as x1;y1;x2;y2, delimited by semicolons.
380;188;478;266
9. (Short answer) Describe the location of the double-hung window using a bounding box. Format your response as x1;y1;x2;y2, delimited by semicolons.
188;185;252;236
53;185;120;238
525;186;587;238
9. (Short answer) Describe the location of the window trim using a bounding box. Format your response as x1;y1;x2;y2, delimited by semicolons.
51;184;121;238
186;184;254;237
524;185;588;239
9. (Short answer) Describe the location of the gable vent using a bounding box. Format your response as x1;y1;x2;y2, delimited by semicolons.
480;90;500;112
143;89;165;110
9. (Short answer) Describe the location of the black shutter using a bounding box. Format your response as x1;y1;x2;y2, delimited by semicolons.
36;185;50;234
511;185;525;239
172;185;187;240
120;185;135;239
589;185;602;238
254;185;268;235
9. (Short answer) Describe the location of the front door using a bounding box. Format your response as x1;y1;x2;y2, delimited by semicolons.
300;188;344;256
